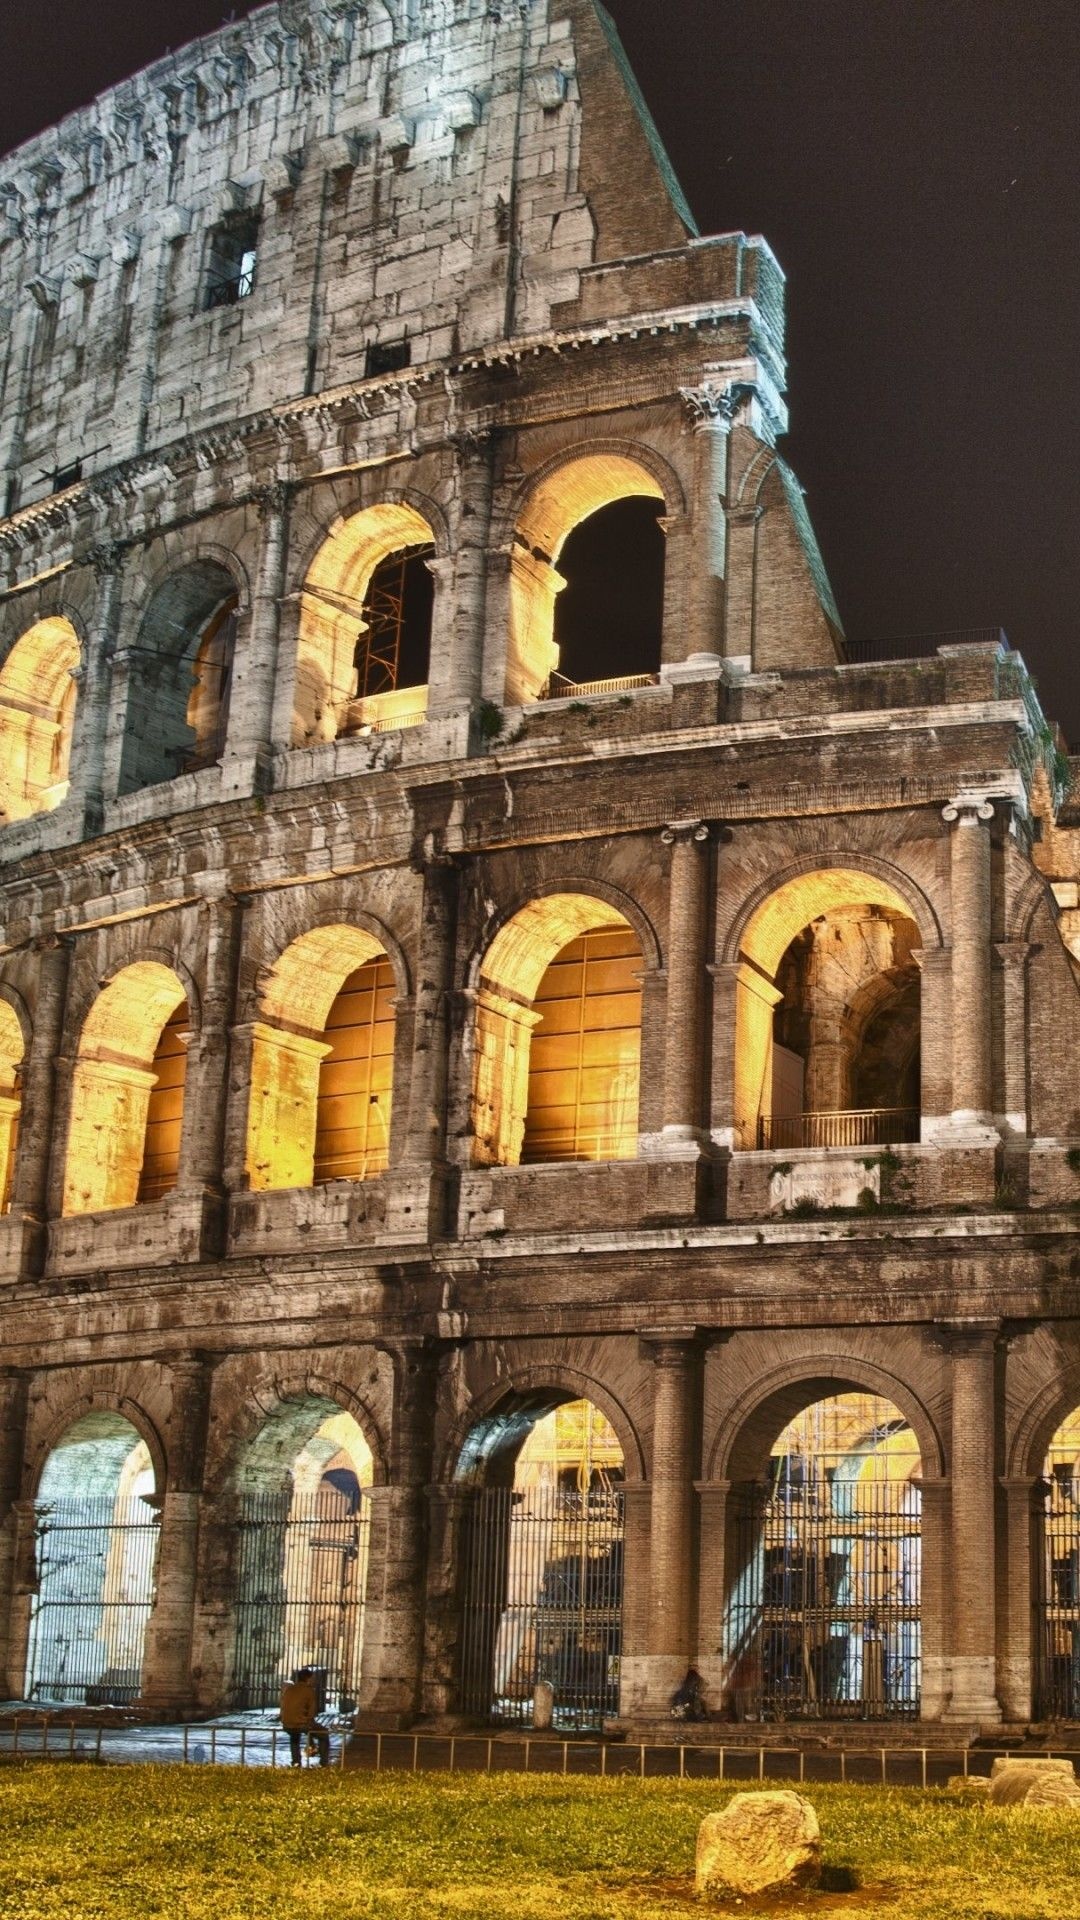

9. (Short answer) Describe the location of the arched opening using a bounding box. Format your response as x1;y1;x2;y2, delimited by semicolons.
0;1001;24;1213
62;963;190;1217
1036;1407;1080;1719
456;1395;625;1730
723;1391;922;1722
550;497;665;694
472;895;643;1167
25;1411;159;1705
246;926;396;1192
294;503;436;744
734;870;923;1150
508;453;666;705
118;565;239;791
228;1395;373;1713
0;617;80;824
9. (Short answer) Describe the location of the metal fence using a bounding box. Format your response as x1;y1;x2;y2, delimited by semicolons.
726;1474;921;1721
757;1108;919;1151
460;1485;624;1732
25;1498;160;1706
1037;1469;1080;1719
230;1489;370;1713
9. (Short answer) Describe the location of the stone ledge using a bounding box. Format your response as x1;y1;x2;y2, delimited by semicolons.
457;1155;708;1238
45;1192;223;1276
226;1171;432;1257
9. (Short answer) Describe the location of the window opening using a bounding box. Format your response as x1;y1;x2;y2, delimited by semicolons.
522;926;642;1163
204;215;259;310
135;1002;189;1203
546;496;665;697
365;339;410;379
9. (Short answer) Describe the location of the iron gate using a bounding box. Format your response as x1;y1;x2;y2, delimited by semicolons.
726;1473;921;1720
230;1488;370;1712
1037;1468;1080;1718
460;1485;624;1731
25;1497;160;1705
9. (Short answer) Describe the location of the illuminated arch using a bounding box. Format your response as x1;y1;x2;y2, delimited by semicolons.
119;562;240;792
0;616;80;823
507;450;669;705
728;864;932;1150
294;500;439;744
0;998;25;1213
471;892;643;1167
246;924;397;1191
62;962;189;1216
26;1409;159;1707
446;1367;646;1486
709;1356;944;1484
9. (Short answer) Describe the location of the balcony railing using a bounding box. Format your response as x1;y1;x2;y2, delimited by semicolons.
540;671;658;700
757;1108;920;1151
840;627;1007;666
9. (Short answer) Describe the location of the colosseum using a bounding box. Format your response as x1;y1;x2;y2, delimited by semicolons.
1;0;1079;1751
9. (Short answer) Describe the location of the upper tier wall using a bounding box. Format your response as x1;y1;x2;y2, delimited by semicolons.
0;0;780;515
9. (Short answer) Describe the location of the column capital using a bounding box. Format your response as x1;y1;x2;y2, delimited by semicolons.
678;379;754;432
994;940;1035;969
85;538;128;581
448;425;495;461
932;1317;1002;1356
639;1327;701;1366
942;782;1022;824
253;479;291;520
661;818;710;846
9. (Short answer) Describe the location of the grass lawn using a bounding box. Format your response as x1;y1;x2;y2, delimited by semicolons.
2;1764;1079;1920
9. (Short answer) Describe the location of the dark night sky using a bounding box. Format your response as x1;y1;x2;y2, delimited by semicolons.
2;0;1078;743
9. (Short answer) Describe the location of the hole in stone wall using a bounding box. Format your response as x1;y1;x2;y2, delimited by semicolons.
551;497;665;690
118;566;239;793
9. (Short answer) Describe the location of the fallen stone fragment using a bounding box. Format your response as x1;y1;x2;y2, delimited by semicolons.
988;1758;1080;1807
695;1790;822;1898
947;1773;990;1797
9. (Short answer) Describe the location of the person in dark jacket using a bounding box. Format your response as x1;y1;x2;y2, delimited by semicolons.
280;1667;330;1767
670;1665;708;1721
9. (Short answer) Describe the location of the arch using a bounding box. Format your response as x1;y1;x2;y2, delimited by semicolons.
1009;1365;1080;1482
29;1395;168;1504
0;616;81;823
293;497;442;745
62;961;189;1217
118;560;241;792
212;1372;389;1495
445;1367;646;1486
224;1389;377;1713
246;924;399;1192
505;445;678;706
0;995;25;1213
26;1408;160;1706
726;860;938;1151
708;1356;945;1484
472;880;661;995
470;892;646;1167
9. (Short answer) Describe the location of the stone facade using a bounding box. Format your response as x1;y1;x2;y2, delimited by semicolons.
1;0;1079;1736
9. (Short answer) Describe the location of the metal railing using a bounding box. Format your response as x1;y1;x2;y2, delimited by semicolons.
1036;1469;1080;1720
841;627;1007;666
25;1498;160;1707
0;1714;350;1769
540;672;657;700
230;1490;370;1713
757;1109;919;1151
341;708;426;736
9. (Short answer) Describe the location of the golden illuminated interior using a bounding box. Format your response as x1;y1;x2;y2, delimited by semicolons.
135;1001;189;1203
522;927;641;1163
313;957;395;1182
1046;1408;1080;1479
0;617;80;824
513;1400;624;1494
294;502;435;744
62;962;188;1217
0;1000;24;1214
472;896;642;1166
246;925;395;1191
508;454;665;704
733;868;919;1147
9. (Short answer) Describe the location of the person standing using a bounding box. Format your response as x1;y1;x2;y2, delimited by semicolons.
279;1667;330;1767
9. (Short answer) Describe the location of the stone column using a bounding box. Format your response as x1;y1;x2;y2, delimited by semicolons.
399;858;462;1235
918;1477;950;1719
0;1371;29;1696
4;1497;38;1701
941;1321;1002;1722
694;1479;731;1711
140;1355;213;1713
640;1332;701;1712
69;543;126;833
671;386;730;668
10;934;72;1273
994;942;1033;1139
940;796;997;1140
656;821;710;1153
356;1341;439;1728
177;890;247;1248
438;430;494;715
224;482;290;793
998;1475;1043;1723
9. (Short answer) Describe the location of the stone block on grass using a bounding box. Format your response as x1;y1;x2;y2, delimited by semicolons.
695;1790;821;1898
